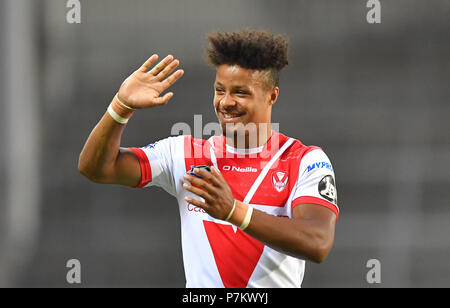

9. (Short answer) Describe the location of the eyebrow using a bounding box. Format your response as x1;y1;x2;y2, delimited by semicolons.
214;82;250;90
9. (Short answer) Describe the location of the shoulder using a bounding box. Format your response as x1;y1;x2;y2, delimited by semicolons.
279;134;335;176
279;133;326;161
141;134;186;149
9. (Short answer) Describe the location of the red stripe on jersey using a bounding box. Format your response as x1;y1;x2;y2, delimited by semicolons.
291;196;339;219
209;132;294;205
247;137;301;206
184;135;213;173
203;221;264;288
129;147;152;188
303;146;322;156
244;141;323;207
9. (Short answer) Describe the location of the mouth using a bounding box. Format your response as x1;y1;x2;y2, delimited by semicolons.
219;111;245;123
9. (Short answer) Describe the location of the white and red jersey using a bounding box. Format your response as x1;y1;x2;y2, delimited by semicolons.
130;131;339;288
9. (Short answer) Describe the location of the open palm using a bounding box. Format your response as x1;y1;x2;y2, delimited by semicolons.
117;54;184;109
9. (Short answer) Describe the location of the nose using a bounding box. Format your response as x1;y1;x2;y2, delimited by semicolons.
219;92;236;110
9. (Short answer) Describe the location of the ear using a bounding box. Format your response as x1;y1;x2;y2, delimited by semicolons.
268;86;279;106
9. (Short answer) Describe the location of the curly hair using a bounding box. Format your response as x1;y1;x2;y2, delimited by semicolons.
206;29;289;89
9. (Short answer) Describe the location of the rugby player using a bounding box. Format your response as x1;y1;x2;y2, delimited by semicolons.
78;29;339;287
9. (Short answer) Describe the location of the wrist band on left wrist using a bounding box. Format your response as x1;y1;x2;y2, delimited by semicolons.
228;200;253;231
225;199;236;222
239;205;253;231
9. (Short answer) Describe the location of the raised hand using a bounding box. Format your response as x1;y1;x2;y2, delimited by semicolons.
117;54;184;109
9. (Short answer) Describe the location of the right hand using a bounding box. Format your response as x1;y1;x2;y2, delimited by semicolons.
117;54;184;109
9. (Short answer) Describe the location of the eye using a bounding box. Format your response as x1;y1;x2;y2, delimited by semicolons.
235;90;248;96
215;88;225;94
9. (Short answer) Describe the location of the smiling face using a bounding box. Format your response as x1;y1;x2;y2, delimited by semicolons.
213;64;279;148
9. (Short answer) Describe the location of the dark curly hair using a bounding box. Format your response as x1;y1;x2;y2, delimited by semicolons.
206;29;289;89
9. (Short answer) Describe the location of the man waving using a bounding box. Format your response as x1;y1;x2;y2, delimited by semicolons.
78;29;339;288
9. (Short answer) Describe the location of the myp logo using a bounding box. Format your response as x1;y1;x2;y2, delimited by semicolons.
307;162;333;173
144;142;158;149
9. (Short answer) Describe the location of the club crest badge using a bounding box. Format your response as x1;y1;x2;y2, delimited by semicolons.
318;175;337;204
272;171;288;192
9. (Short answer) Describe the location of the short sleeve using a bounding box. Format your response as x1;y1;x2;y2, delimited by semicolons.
291;149;339;218
129;135;185;196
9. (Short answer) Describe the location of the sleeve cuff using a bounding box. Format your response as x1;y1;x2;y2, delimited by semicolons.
292;196;339;219
129;147;152;188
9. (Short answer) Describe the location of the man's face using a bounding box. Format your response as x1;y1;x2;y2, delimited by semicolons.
213;64;278;142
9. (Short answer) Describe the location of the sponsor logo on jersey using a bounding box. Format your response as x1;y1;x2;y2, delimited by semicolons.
187;202;207;214
272;171;288;192
144;142;158;149
307;161;333;173
318;175;337;204
222;165;258;173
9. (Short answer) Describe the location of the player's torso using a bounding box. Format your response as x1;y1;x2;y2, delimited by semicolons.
174;133;308;288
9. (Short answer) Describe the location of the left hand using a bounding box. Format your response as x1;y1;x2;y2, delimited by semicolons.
182;167;235;220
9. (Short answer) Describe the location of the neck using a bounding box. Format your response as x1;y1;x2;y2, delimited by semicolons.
225;124;273;149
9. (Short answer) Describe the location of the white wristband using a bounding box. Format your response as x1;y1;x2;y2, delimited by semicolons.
115;93;135;110
239;205;253;231
225;199;236;222
107;105;129;124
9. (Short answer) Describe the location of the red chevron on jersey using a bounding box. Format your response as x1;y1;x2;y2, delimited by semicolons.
203;221;264;288
130;131;339;287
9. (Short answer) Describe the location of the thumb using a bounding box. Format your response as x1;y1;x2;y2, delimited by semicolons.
152;92;174;106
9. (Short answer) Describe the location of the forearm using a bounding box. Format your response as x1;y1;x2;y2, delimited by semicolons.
231;201;333;263
78;102;130;181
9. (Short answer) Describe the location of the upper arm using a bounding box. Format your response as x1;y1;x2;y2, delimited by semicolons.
104;137;179;190
291;149;339;218
293;203;337;239
290;148;339;257
125;136;185;195
111;147;142;187
293;202;337;223
89;147;141;187
292;203;337;262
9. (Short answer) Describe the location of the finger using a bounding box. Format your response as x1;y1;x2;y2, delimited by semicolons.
183;174;216;195
210;166;226;183
156;59;179;80
194;168;221;187
185;197;209;210
161;69;184;90
183;173;209;189
139;54;158;72
151;92;174;106
149;54;174;76
183;183;213;203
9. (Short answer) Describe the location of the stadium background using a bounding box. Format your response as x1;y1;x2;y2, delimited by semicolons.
0;0;449;287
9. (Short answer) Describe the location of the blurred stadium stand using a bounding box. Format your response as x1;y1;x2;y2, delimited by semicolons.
1;0;449;287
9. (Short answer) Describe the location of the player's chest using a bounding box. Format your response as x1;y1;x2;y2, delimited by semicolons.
215;158;295;207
